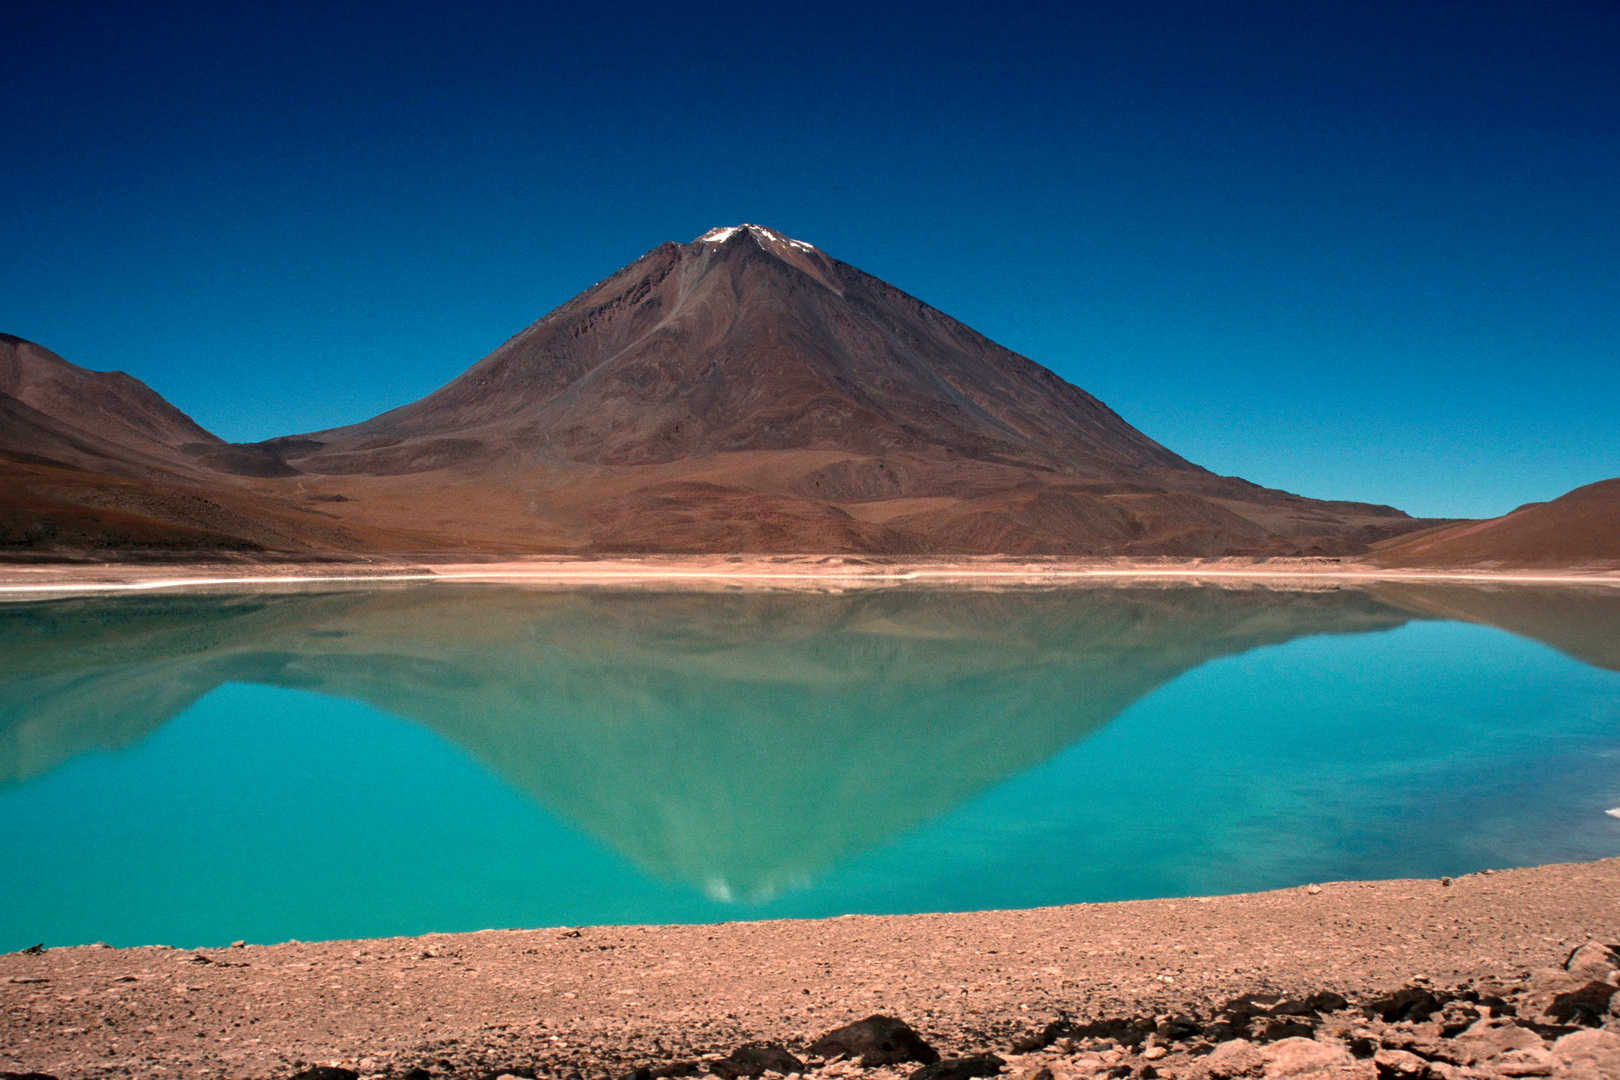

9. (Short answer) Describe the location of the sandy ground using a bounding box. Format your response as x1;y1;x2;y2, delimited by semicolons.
1;555;1618;598
4;860;1619;1080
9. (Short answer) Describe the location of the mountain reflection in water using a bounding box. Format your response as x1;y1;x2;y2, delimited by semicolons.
1;582;1618;907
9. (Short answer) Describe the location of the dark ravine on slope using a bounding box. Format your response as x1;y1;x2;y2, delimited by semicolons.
1;226;1463;556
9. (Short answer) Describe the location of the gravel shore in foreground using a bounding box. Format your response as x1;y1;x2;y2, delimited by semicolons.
4;859;1619;1080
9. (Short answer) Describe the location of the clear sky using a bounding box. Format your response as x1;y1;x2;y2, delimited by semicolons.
2;1;1616;519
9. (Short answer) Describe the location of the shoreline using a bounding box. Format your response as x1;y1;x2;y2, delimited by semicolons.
1;554;1619;597
3;858;1618;1080
6;561;1619;1078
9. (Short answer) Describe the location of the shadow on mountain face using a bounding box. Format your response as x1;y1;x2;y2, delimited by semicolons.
6;581;1582;900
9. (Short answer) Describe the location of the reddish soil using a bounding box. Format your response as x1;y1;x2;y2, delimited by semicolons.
1370;479;1620;570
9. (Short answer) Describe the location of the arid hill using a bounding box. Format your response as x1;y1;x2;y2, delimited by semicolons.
3;226;1454;556
0;335;414;554
1370;477;1620;570
273;224;1191;474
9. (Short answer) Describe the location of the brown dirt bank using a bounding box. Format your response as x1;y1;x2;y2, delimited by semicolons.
4;859;1619;1080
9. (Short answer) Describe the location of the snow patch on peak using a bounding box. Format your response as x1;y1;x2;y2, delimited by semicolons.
695;223;817;252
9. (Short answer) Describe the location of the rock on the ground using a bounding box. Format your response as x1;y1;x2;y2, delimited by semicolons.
1562;943;1620;981
711;1044;805;1079
1257;1036;1357;1077
1366;989;1442;1025
1452;1017;1547;1065
810;1016;941;1068
1551;1028;1620;1080
1547;981;1619;1027
1200;1039;1262;1079
1370;1048;1429;1079
622;1062;701;1080
909;1054;1006;1080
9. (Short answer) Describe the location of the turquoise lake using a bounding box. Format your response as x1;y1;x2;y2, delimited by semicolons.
2;581;1618;952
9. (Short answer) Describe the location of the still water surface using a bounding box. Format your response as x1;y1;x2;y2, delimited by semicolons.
2;582;1618;951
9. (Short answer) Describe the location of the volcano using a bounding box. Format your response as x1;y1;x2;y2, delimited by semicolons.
276;224;1191;476
3;225;1446;556
241;224;1430;555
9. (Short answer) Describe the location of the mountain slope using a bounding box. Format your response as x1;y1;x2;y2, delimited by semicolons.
0;336;414;555
241;225;1432;555
4;225;1471;558
280;225;1189;476
0;334;309;480
1369;477;1620;569
1;334;216;448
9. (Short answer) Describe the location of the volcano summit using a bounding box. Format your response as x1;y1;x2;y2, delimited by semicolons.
3;225;1445;556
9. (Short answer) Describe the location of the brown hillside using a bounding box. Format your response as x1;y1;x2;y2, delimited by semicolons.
0;337;422;555
280;225;1189;473
236;225;1432;556
0;334;218;464
4;226;1452;557
1370;477;1620;569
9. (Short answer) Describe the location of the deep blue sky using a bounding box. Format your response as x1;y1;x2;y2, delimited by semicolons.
3;1;1616;518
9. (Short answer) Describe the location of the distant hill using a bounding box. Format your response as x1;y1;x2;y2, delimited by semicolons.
3;225;1454;557
0;335;405;554
1;333;220;477
1370;477;1620;570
